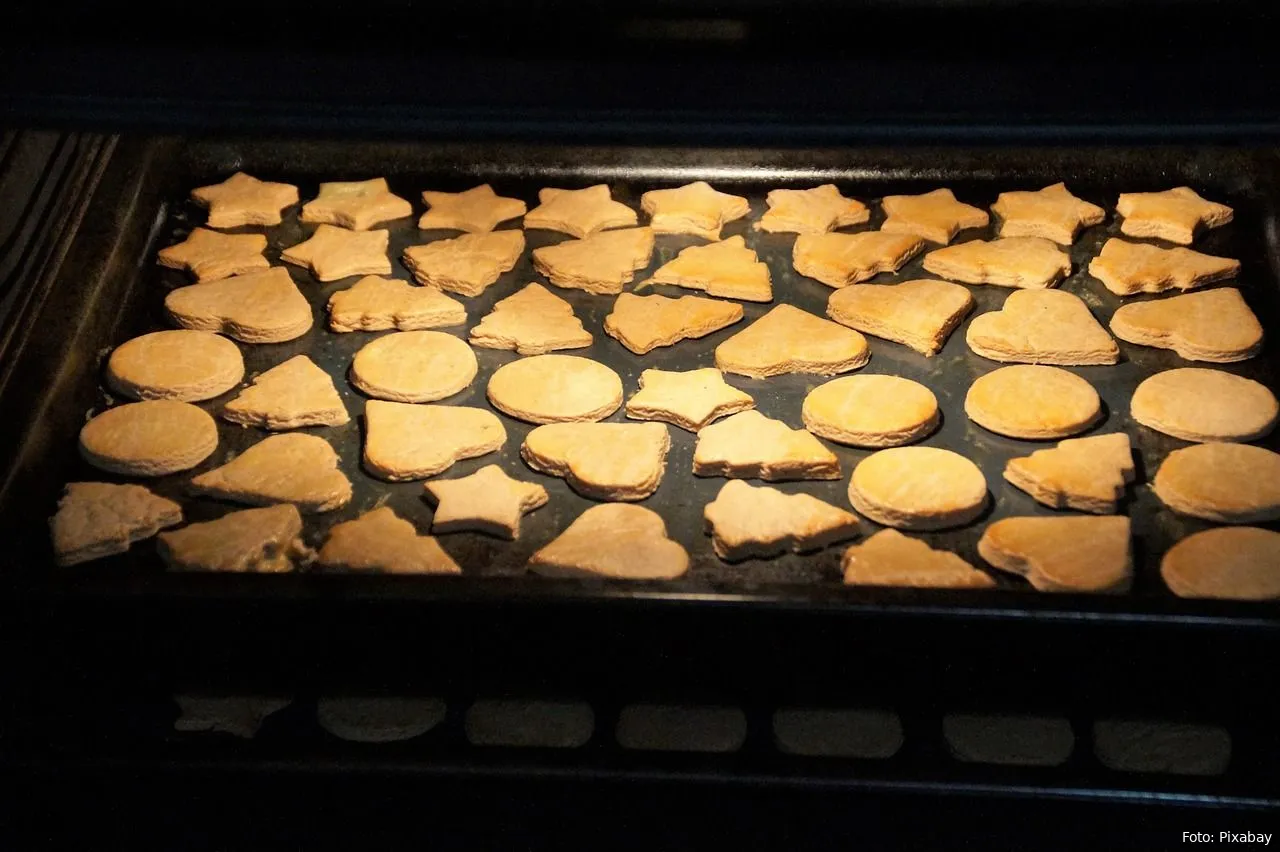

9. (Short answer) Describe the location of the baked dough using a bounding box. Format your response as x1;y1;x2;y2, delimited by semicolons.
965;365;1101;439
222;355;349;429
528;504;688;580
715;304;869;378
990;183;1104;245
703;480;859;560
165;267;313;344
1088;239;1239;296
693;410;839;481
191;172;298;229
625;367;754;431
1116;187;1233;245
645;235;772;302
841;529;994;588
847;446;987;530
1109;287;1262;363
190;433;352;514
923;237;1072;289
158;504;313;573
402;230;524;297
603;292;743;355
978;515;1132;592
157;228;269;283
419;184;526;233
792;231;924;288
423;464;549;539
317;506;461;574
1161;527;1280;600
468;282;592;355
281;225;391;281
965;289;1119;365
802;375;938;448
532;227;654;294
880;188;989;244
524;185;637;238
522;422;670;500
79;400;217;476
1130;368;1277;442
50;482;182;566
327;275;466;332
300;177;413;231
753;184;869;234
362;400;506;481
1152;442;1280;523
487;354;623;424
350;331;477;403
106;330;244;402
1004;433;1134;514
640;181;750;240
826;279;973;356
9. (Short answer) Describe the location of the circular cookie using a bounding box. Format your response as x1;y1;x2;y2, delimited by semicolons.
1161;527;1280;601
350;331;478;403
487;354;623;424
1152;442;1280;523
106;330;244;402
848;446;988;530
802;375;939;448
1131;367;1278;443
316;696;448;743
965;365;1101;439
79;400;218;476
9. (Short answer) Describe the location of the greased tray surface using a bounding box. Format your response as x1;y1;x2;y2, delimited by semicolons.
8;139;1280;604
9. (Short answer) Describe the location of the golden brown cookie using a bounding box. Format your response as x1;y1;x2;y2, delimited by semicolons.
401;230;524;297
603;292;743;355
703;480;859;561
1130;368;1277;442
640;181;750;240
645;236;772;302
468;282;593;355
991;183;1105;245
841;529;994;588
222;355;349;429
753;184;869;234
1161;527;1280;600
693;410;840;481
625;368;755;431
106;330;244;402
317;507;461;575
881;188;989;245
715;304;869;378
419;184;527;233
350;331;477;403
157;228;269;283
524;185;637;238
1116;187;1233;245
327;275;466;332
978;515;1131;592
165;267;313;344
966;289;1119;365
1004;433;1134;514
522;422;670;501
79;400;217;477
363;400;506;481
300;177;413;231
965;365;1102;439
487;354;623;424
50;482;183;566
848;446;987;530
923;237;1072;289
1088;239;1239;296
423;464;549;539
826;279;973;356
802;375;939;448
528;504;688;580
158;504;313;573
531;227;654;295
191;172;298;229
1109;288;1262;363
281;225;391;281
792;231;925;288
191;433;352;514
1152;442;1280;523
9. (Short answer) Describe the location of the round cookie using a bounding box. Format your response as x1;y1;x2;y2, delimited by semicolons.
487;354;623;424
1161;527;1280;601
350;331;478;403
79;400;218;476
316;696;448;743
802;375;939;448
106;330;244;402
848;446;988;530
1152;442;1280;523
965;365;1101;439
1130;367;1277;443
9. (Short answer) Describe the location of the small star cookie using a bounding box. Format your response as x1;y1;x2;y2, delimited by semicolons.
532;227;654;295
282;225;391;281
754;184;869;234
991;183;1105;246
157;228;269;283
468;282;592;355
881;188;989;245
646;235;772;302
301;177;413;231
1116;187;1233;245
424;464;549;540
402;230;525;297
418;184;527;233
524;185;637;238
191;172;299;229
640;181;750;240
625;367;755;432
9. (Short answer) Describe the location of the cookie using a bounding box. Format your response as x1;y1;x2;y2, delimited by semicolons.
1130;368;1277;442
792;231;925;288
625;367;755;431
190;433;352;513
1088;238;1239;296
327;275;466;333
965;289;1119;365
1116;187;1233;245
157;228;269;283
923;237;1072;289
172;695;292;738
977;515;1132;593
603;292;743;355
880;188;989;245
826;279;973;356
693;410;839;481
522;422;670;500
645;235;772;302
703;480;859;561
165;267;312;344
841;529;994;588
531;227;654;295
158;504;313;573
753;184;869;234
848;446;987;530
106;330;244;402
1161;527;1280;601
640;181;750;240
191;172;298;229
317;506;461;575
528;503;688;580
300;177;413;231
50;482;183;566
350;331;477;403
1004;433;1134;514
423;464;549;539
79;400;217;477
487;354;622;424
1109;287;1262;363
802;375;939;448
965;365;1101;439
419;184;526;233
468;282;592;355
222;355;349;429
315;697;447;743
402;230;525;297
281;225;391;282
715;304;869;378
363;400;506;481
1152;443;1280;523
524;185;637;238
991;183;1105;245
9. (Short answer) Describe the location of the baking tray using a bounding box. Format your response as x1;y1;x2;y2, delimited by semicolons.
3;136;1280;626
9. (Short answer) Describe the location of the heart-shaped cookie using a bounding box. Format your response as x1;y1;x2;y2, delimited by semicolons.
977;515;1132;593
966;289;1118;365
521;422;670;501
529;504;689;580
1109;287;1262;363
826;279;973;356
715;304;869;378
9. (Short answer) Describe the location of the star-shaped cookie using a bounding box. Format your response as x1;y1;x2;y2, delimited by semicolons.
191;172;299;229
640;181;750;240
524;185;638;238
754;184;869;234
625;368;755;431
881;188;990;244
300;178;414;231
423;464;549;540
418;184;527;233
281;225;391;281
1116;187;1233;245
157;228;269;282
991;183;1105;246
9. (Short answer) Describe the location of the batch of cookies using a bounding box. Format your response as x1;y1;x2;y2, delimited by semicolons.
49;171;1280;600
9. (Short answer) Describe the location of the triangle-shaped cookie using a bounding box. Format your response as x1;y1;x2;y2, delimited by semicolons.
966;289;1119;365
1109;287;1262;363
715;304;869;378
1004;432;1135;513
190;433;353;513
842;530;994;588
529;504;689;580
693;410;839;481
468;282;592;355
603;292;743;354
317;506;461;574
703;480;859;560
532;227;654;295
222;355;349;429
646;236;772;302
826;279;973;356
